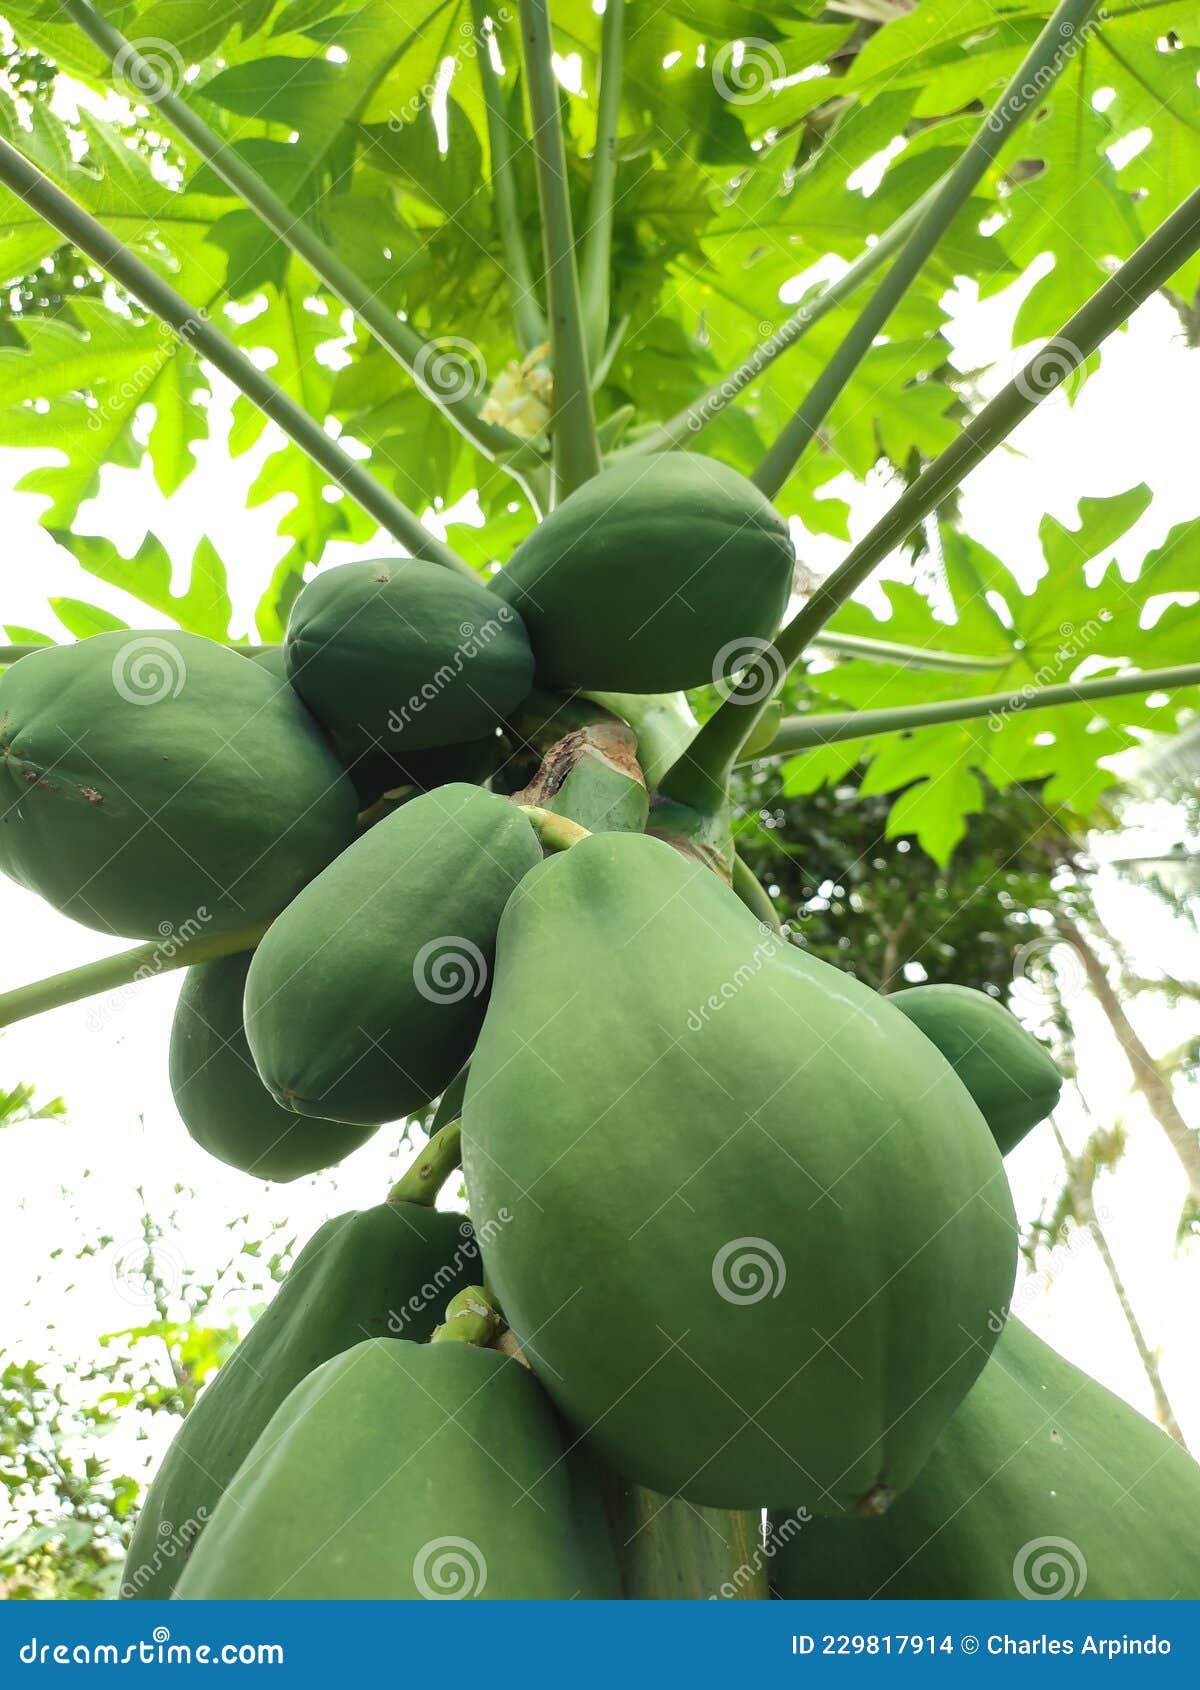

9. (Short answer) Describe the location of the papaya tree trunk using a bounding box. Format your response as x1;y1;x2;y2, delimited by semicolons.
1057;917;1200;1203
1051;1122;1188;1449
598;1474;768;1600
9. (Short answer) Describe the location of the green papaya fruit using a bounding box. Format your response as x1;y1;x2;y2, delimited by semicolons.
169;953;379;1181
772;1318;1200;1599
0;631;356;938
245;784;542;1124
462;832;1017;1512
122;1202;477;1598
173;1338;621;1600
285;559;534;777
491;454;794;692
889;983;1062;1156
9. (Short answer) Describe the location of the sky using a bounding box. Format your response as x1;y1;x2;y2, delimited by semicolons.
1;258;1198;1516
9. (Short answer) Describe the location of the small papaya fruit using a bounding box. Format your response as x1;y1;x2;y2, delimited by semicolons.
173;1338;620;1600
285;559;533;780
0;631;356;938
244;784;542;1124
170;953;379;1181
491;454;794;692
122;1202;477;1598
462;832;1017;1512
772;1318;1200;1599
889;983;1062;1156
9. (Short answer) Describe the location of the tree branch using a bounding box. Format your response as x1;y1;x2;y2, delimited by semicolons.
64;0;534;473
0;136;475;576
753;0;1102;498
579;0;624;370
741;664;1200;762
519;0;601;499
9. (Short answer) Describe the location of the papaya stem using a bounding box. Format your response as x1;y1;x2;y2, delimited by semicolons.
737;663;1200;762
0;921;270;1030
0;137;473;579
519;0;602;500
662;181;1200;811
62;0;535;478
753;0;1101;499
430;1285;505;1348
579;0;624;371
472;0;549;355
517;805;592;852
387;1121;464;1207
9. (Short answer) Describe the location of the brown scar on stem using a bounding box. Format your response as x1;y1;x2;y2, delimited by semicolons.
511;720;646;807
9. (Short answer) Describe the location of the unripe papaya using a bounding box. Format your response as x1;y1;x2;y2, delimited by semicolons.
285;559;533;779
169;953;379;1181
0;632;356;938
462;833;1017;1512
491;454;794;692
244;784;542;1125
889;984;1062;1156
122;1202;477;1599
772;1318;1200;1599
173;1338;620;1600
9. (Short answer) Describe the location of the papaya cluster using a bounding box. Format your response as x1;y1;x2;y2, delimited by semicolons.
5;452;1198;1600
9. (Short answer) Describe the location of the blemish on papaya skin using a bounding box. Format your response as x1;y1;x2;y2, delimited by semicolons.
855;1483;896;1518
78;786;105;805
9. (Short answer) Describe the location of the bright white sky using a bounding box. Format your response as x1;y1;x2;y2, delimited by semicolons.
0;260;1198;1518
